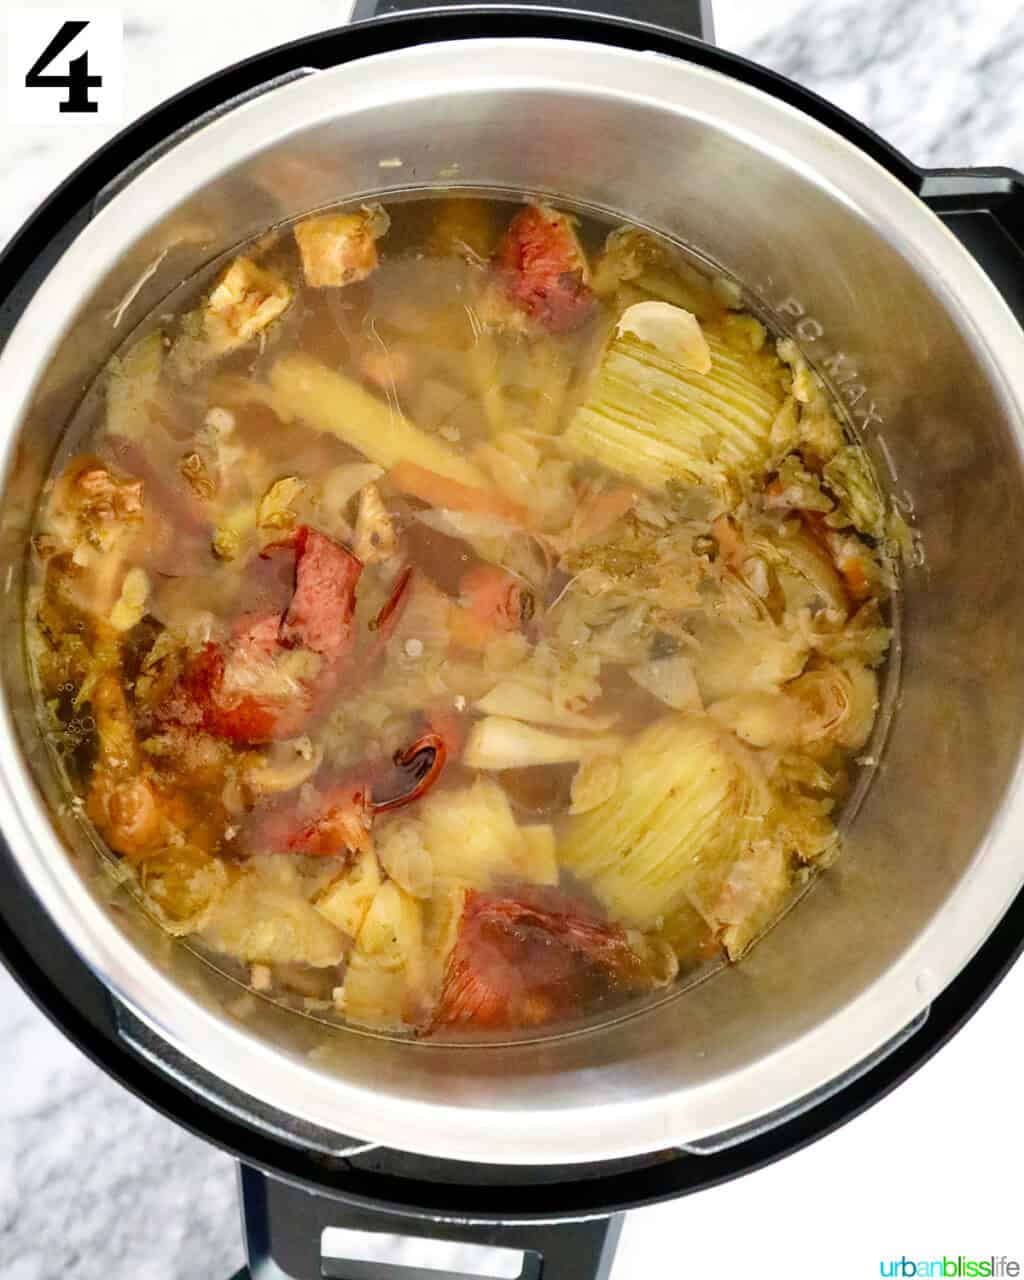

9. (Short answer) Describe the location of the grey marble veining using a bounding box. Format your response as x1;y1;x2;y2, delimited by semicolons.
0;979;241;1280
2;1;1024;1276
746;0;1024;170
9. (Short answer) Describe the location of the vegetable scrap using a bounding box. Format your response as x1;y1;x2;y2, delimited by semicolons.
30;194;898;1036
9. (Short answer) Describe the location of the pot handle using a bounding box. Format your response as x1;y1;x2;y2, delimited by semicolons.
350;0;715;43
919;166;1024;324
230;1164;623;1280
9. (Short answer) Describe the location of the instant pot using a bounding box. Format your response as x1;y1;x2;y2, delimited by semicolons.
2;2;1024;1276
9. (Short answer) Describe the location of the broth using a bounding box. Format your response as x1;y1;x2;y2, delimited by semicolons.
28;194;897;1039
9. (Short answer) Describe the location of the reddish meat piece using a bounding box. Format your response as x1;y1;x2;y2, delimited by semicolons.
435;889;652;1030
233;611;285;655
280;526;363;662
259;781;371;857
238;544;303;616
169;526;364;745
496;205;594;333
181;643;313;745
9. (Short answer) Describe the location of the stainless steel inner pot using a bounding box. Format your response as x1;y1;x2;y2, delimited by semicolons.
2;36;1023;1167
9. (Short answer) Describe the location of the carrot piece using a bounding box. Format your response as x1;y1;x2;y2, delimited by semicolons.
711;513;747;572
447;604;497;651
389;459;526;525
801;512;873;604
833;546;871;601
459;564;535;631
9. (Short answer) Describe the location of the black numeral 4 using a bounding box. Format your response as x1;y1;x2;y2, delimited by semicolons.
25;20;103;114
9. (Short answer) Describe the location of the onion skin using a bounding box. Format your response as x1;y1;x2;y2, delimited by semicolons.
434;887;653;1030
371;733;447;815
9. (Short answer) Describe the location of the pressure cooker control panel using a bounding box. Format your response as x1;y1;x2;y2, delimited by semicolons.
350;0;711;43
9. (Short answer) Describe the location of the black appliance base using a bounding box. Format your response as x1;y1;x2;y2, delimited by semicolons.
231;1164;623;1279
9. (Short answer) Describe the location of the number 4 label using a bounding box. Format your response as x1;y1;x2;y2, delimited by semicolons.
6;8;123;125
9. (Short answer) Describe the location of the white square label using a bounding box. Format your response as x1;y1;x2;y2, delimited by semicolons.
5;8;123;125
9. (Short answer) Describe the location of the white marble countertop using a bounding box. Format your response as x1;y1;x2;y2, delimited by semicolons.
2;1;1024;1277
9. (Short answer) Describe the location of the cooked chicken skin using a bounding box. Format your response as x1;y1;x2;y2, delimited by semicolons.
205;257;293;352
294;207;389;288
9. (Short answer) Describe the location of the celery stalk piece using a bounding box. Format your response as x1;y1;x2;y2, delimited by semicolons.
528;339;573;436
269;353;488;488
562;330;785;490
466;327;511;436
